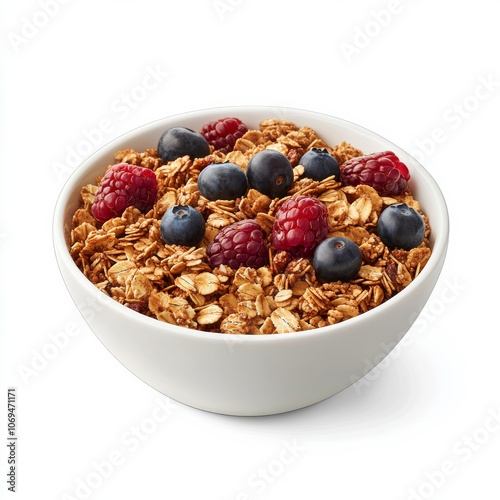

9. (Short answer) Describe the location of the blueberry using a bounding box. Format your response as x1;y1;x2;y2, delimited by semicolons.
197;162;247;201
160;204;205;247
299;148;340;182
312;237;362;282
377;203;425;250
246;150;293;199
158;127;210;163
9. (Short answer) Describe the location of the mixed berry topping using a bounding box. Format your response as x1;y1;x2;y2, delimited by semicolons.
271;196;329;258
91;163;157;222
200;117;248;153
206;220;269;269
340;151;410;196
92;123;421;280
72;114;434;334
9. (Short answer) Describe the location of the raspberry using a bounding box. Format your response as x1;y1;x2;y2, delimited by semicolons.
206;220;268;269
271;195;328;258
339;151;410;196
200;117;248;153
91;163;158;222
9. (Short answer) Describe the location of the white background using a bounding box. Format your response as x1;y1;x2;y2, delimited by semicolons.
1;0;499;499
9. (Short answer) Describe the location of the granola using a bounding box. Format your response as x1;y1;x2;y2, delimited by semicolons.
69;119;431;334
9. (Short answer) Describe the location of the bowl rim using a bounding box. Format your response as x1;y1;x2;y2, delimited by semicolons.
53;105;450;345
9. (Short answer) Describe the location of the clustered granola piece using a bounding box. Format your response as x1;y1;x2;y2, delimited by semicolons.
69;119;432;334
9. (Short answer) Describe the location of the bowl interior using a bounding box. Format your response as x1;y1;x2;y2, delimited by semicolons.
54;106;449;341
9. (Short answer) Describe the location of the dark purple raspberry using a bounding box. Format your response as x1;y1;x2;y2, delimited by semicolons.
200;117;248;153
206;220;268;269
271;195;329;258
340;151;410;196
91;163;157;222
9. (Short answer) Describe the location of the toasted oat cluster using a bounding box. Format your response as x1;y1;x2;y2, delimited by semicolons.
69;119;432;334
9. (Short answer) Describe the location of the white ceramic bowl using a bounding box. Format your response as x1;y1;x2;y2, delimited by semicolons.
53;106;449;416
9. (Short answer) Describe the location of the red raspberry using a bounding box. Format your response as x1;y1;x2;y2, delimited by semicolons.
271;195;328;258
200;117;248;153
339;151;410;196
91;163;158;222
206;220;268;269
